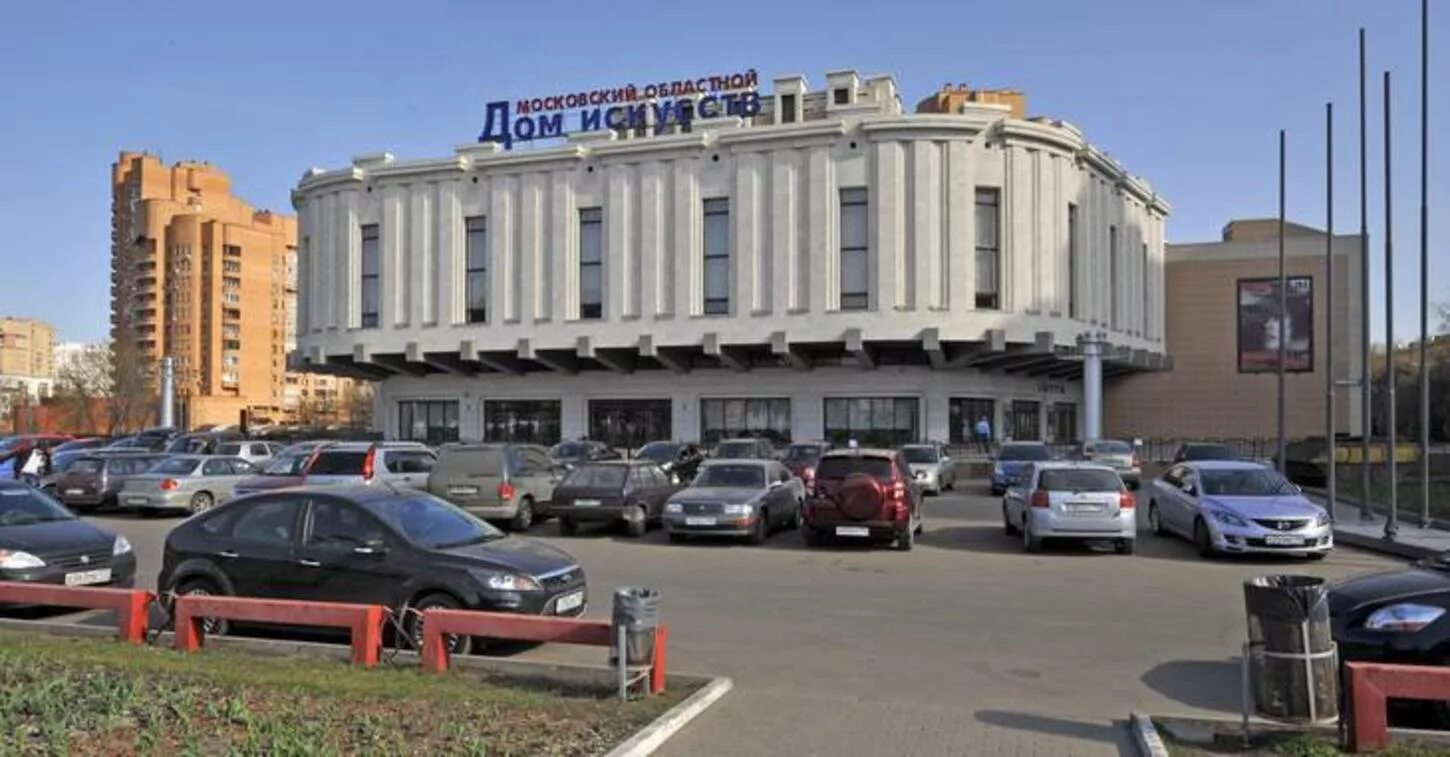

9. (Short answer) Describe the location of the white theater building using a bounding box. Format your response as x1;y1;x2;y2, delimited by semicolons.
291;69;1170;450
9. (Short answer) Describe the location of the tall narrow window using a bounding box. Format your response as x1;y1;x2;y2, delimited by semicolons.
974;188;1001;310
1109;225;1119;327
579;208;603;319
780;94;797;124
464;216;487;323
702;198;730;315
1141;241;1149;334
1067;204;1079;319
360;224;379;328
839;188;869;310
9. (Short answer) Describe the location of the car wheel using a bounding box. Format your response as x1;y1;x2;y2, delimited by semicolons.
406;593;473;656
1022;518;1042;553
1148;502;1165;536
1115;539;1136;555
1003;504;1019;536
508;497;534;532
748;511;767;545
188;491;214;514
177;579;229;637
802;526;821;548
558;517;578;536
1194;518;1217;558
624;506;647;538
895;521;915;551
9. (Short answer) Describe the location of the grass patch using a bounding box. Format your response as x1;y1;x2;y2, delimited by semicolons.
1161;728;1450;756
0;628;686;755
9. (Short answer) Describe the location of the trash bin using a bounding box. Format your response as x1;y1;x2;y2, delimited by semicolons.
1243;575;1338;722
611;587;660;666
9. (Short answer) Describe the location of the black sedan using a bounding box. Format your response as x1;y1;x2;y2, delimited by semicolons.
158;484;586;654
1331;555;1450;674
0;480;136;589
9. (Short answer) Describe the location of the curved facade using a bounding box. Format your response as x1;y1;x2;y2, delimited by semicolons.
293;70;1170;448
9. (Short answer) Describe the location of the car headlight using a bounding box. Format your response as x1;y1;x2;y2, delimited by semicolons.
665;502;682;514
722;504;754;516
1208;509;1249;528
113;535;132;556
1315;511;1331;527
1364;603;1446;632
0;550;45;570
484;573;541;592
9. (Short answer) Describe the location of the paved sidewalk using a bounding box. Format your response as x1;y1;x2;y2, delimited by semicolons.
1307;490;1450;559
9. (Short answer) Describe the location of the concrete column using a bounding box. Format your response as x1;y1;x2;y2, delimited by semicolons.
1079;331;1107;440
159;357;175;428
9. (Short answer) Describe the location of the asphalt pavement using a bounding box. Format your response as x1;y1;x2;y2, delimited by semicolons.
72;484;1403;756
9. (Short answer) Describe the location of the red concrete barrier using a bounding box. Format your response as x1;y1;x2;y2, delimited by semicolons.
173;595;384;667
0;580;152;643
419;608;671;694
1344;661;1450;752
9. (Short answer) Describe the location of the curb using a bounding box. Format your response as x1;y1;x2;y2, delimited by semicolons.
1130;712;1169;757
1331;528;1439;560
604;676;733;757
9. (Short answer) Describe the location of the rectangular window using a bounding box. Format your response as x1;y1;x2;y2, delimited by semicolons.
465;216;487;323
948;397;997;445
483;400;561;445
360;224;380;328
587;399;671;450
1141;242;1149;334
1009;400;1041;441
823;397;918;448
975;188;1001;310
1067;204;1079;319
1049;403;1078;443
839;188;868;310
702;198;730;315
699;398;791;446
833;88;850;105
397;400;459;445
1109;225;1119;327
579;208;603;319
780;94;797;124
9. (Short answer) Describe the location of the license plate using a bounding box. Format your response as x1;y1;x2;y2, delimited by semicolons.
65;488;84;496
64;568;112;587
1264;534;1304;546
835;526;871;537
685;516;715;526
447;485;479;496
125;496;148;506
554;590;584;614
575;499;602;507
1064;503;1103;513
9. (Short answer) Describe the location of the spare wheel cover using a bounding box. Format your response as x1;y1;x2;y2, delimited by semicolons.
838;473;885;521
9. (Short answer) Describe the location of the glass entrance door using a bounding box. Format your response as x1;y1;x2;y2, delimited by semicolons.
587;399;672;452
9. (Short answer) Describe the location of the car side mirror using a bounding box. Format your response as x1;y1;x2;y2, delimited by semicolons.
353;540;387;557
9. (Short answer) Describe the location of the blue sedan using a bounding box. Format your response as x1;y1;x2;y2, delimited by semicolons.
1145;460;1331;559
989;442;1051;495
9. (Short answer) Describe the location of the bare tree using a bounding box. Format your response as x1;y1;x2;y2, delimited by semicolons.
343;381;375;429
52;344;113;433
107;334;155;435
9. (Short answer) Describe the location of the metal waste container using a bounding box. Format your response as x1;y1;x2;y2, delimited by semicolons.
612;587;660;666
1243;575;1338;722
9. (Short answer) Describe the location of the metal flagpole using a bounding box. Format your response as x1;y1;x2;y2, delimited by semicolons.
1359;29;1374;522
1326;102;1337;521
1418;0;1431;529
1384;70;1398;541
1278;130;1288;476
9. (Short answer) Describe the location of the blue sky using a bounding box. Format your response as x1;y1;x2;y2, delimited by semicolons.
1;0;1444;343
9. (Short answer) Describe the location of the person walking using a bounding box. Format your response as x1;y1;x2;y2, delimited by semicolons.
18;445;46;487
974;416;992;456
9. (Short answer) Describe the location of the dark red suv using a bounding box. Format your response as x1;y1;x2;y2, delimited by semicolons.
802;448;922;551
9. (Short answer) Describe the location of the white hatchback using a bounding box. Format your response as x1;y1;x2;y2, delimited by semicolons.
1002;462;1136;555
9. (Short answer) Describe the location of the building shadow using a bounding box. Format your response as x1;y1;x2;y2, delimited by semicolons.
1140;658;1243;713
973;709;1134;753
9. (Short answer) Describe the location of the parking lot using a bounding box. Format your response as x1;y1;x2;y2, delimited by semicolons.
63;482;1401;756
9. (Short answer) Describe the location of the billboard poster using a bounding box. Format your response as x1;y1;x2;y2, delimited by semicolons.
1237;276;1313;373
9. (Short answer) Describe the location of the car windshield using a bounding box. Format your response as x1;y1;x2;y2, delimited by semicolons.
784;444;822;461
261;454;307;476
1089;441;1132;454
168;438;210;454
1184;444;1235;460
1040;469;1122;492
998;444;1050;461
636;442;677;462
0;487;76;525
694;464;765;488
67;458;104;475
562;465;628;489
714;441;759;458
150;458;201;475
1200;468;1295;496
550;442;588;459
363;493;503;549
307;451;367;475
901;446;939;463
815;456;894;481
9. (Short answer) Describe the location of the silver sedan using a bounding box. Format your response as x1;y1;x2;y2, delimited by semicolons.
1146;461;1331;559
118;455;259;515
